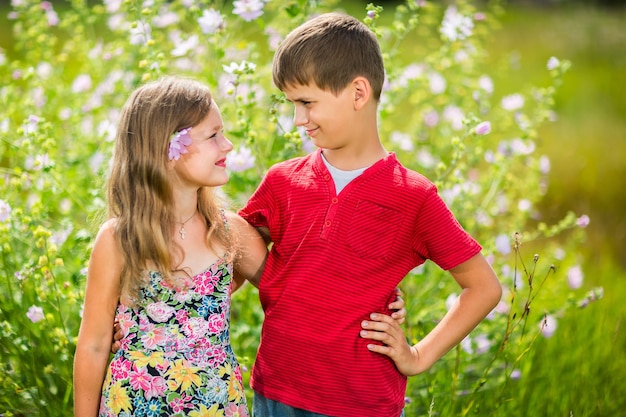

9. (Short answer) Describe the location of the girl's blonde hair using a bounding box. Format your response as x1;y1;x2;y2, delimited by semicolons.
107;76;234;304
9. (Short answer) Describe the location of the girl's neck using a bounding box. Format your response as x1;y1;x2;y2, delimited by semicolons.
172;188;199;220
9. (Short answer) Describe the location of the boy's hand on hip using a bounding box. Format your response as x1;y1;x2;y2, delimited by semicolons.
360;313;421;376
388;288;406;324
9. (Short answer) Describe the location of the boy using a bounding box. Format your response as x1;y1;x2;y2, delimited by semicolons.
238;12;502;417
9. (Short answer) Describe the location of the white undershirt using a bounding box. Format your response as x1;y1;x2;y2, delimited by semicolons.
321;153;368;194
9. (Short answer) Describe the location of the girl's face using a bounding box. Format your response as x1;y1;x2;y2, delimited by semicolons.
172;101;233;189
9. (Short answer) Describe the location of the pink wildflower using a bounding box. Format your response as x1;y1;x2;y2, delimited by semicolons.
198;8;224;34
567;265;584;289
539;314;557;338
576;214;590;228
475;121;491;135
26;305;44;323
233;0;265;22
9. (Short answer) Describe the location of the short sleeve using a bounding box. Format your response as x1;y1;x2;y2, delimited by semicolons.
412;185;481;270
238;171;275;230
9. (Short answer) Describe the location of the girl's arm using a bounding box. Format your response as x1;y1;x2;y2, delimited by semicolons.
360;253;502;376
73;220;122;416
226;211;268;291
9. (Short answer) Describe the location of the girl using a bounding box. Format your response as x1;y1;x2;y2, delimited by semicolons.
73;76;267;416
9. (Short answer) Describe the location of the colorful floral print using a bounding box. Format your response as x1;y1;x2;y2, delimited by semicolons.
99;259;248;416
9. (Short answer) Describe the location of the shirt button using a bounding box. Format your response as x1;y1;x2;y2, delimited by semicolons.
324;175;331;181
332;197;338;204
325;220;331;227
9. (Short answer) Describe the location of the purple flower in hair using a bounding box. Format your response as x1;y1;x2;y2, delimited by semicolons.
168;127;193;161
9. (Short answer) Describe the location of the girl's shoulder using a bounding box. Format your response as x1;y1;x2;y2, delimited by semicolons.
100;217;118;231
91;218;123;263
87;218;124;291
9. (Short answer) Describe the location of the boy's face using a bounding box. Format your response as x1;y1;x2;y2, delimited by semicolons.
283;82;358;151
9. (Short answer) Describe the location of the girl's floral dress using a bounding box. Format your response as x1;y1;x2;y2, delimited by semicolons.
99;258;249;417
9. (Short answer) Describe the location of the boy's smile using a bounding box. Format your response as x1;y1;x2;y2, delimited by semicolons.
283;83;356;151
282;80;385;170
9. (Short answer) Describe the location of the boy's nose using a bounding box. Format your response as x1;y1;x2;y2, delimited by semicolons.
293;107;308;127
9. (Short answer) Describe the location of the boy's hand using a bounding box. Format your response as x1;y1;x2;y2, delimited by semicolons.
359;313;421;376
388;288;406;324
111;320;123;354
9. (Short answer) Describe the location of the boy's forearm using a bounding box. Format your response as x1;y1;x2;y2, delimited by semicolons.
234;263;264;289
357;292;491;377
358;262;501;377
413;283;501;372
246;226;269;287
408;253;503;371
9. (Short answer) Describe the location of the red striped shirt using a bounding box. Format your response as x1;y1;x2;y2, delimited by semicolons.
239;149;481;417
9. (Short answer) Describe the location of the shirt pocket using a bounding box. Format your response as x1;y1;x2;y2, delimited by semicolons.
346;200;403;259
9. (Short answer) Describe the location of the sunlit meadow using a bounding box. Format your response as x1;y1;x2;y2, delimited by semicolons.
0;0;602;416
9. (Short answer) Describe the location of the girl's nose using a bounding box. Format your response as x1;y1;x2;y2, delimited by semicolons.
221;135;234;153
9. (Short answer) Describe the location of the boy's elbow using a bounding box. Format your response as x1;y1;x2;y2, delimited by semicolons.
487;277;503;308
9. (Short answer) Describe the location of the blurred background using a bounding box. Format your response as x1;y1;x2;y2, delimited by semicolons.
492;0;626;271
359;0;626;272
383;1;626;412
0;2;623;267
422;1;626;413
1;0;624;414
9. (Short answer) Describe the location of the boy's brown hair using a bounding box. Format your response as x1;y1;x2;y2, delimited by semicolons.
272;12;385;100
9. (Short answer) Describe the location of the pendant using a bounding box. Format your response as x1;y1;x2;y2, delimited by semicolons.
179;226;186;240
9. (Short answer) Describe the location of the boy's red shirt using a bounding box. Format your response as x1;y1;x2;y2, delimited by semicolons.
239;149;481;417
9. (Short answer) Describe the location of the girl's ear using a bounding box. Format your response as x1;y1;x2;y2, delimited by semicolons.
352;76;372;110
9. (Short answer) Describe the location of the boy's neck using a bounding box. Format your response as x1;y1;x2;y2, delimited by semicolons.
321;143;388;171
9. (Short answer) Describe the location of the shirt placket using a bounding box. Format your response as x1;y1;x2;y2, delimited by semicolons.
320;173;339;240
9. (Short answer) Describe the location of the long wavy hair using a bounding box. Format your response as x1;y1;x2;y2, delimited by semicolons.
107;76;234;304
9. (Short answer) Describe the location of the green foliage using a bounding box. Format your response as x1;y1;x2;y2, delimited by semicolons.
0;0;603;415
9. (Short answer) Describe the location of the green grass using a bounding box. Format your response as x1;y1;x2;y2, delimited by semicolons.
513;261;625;416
